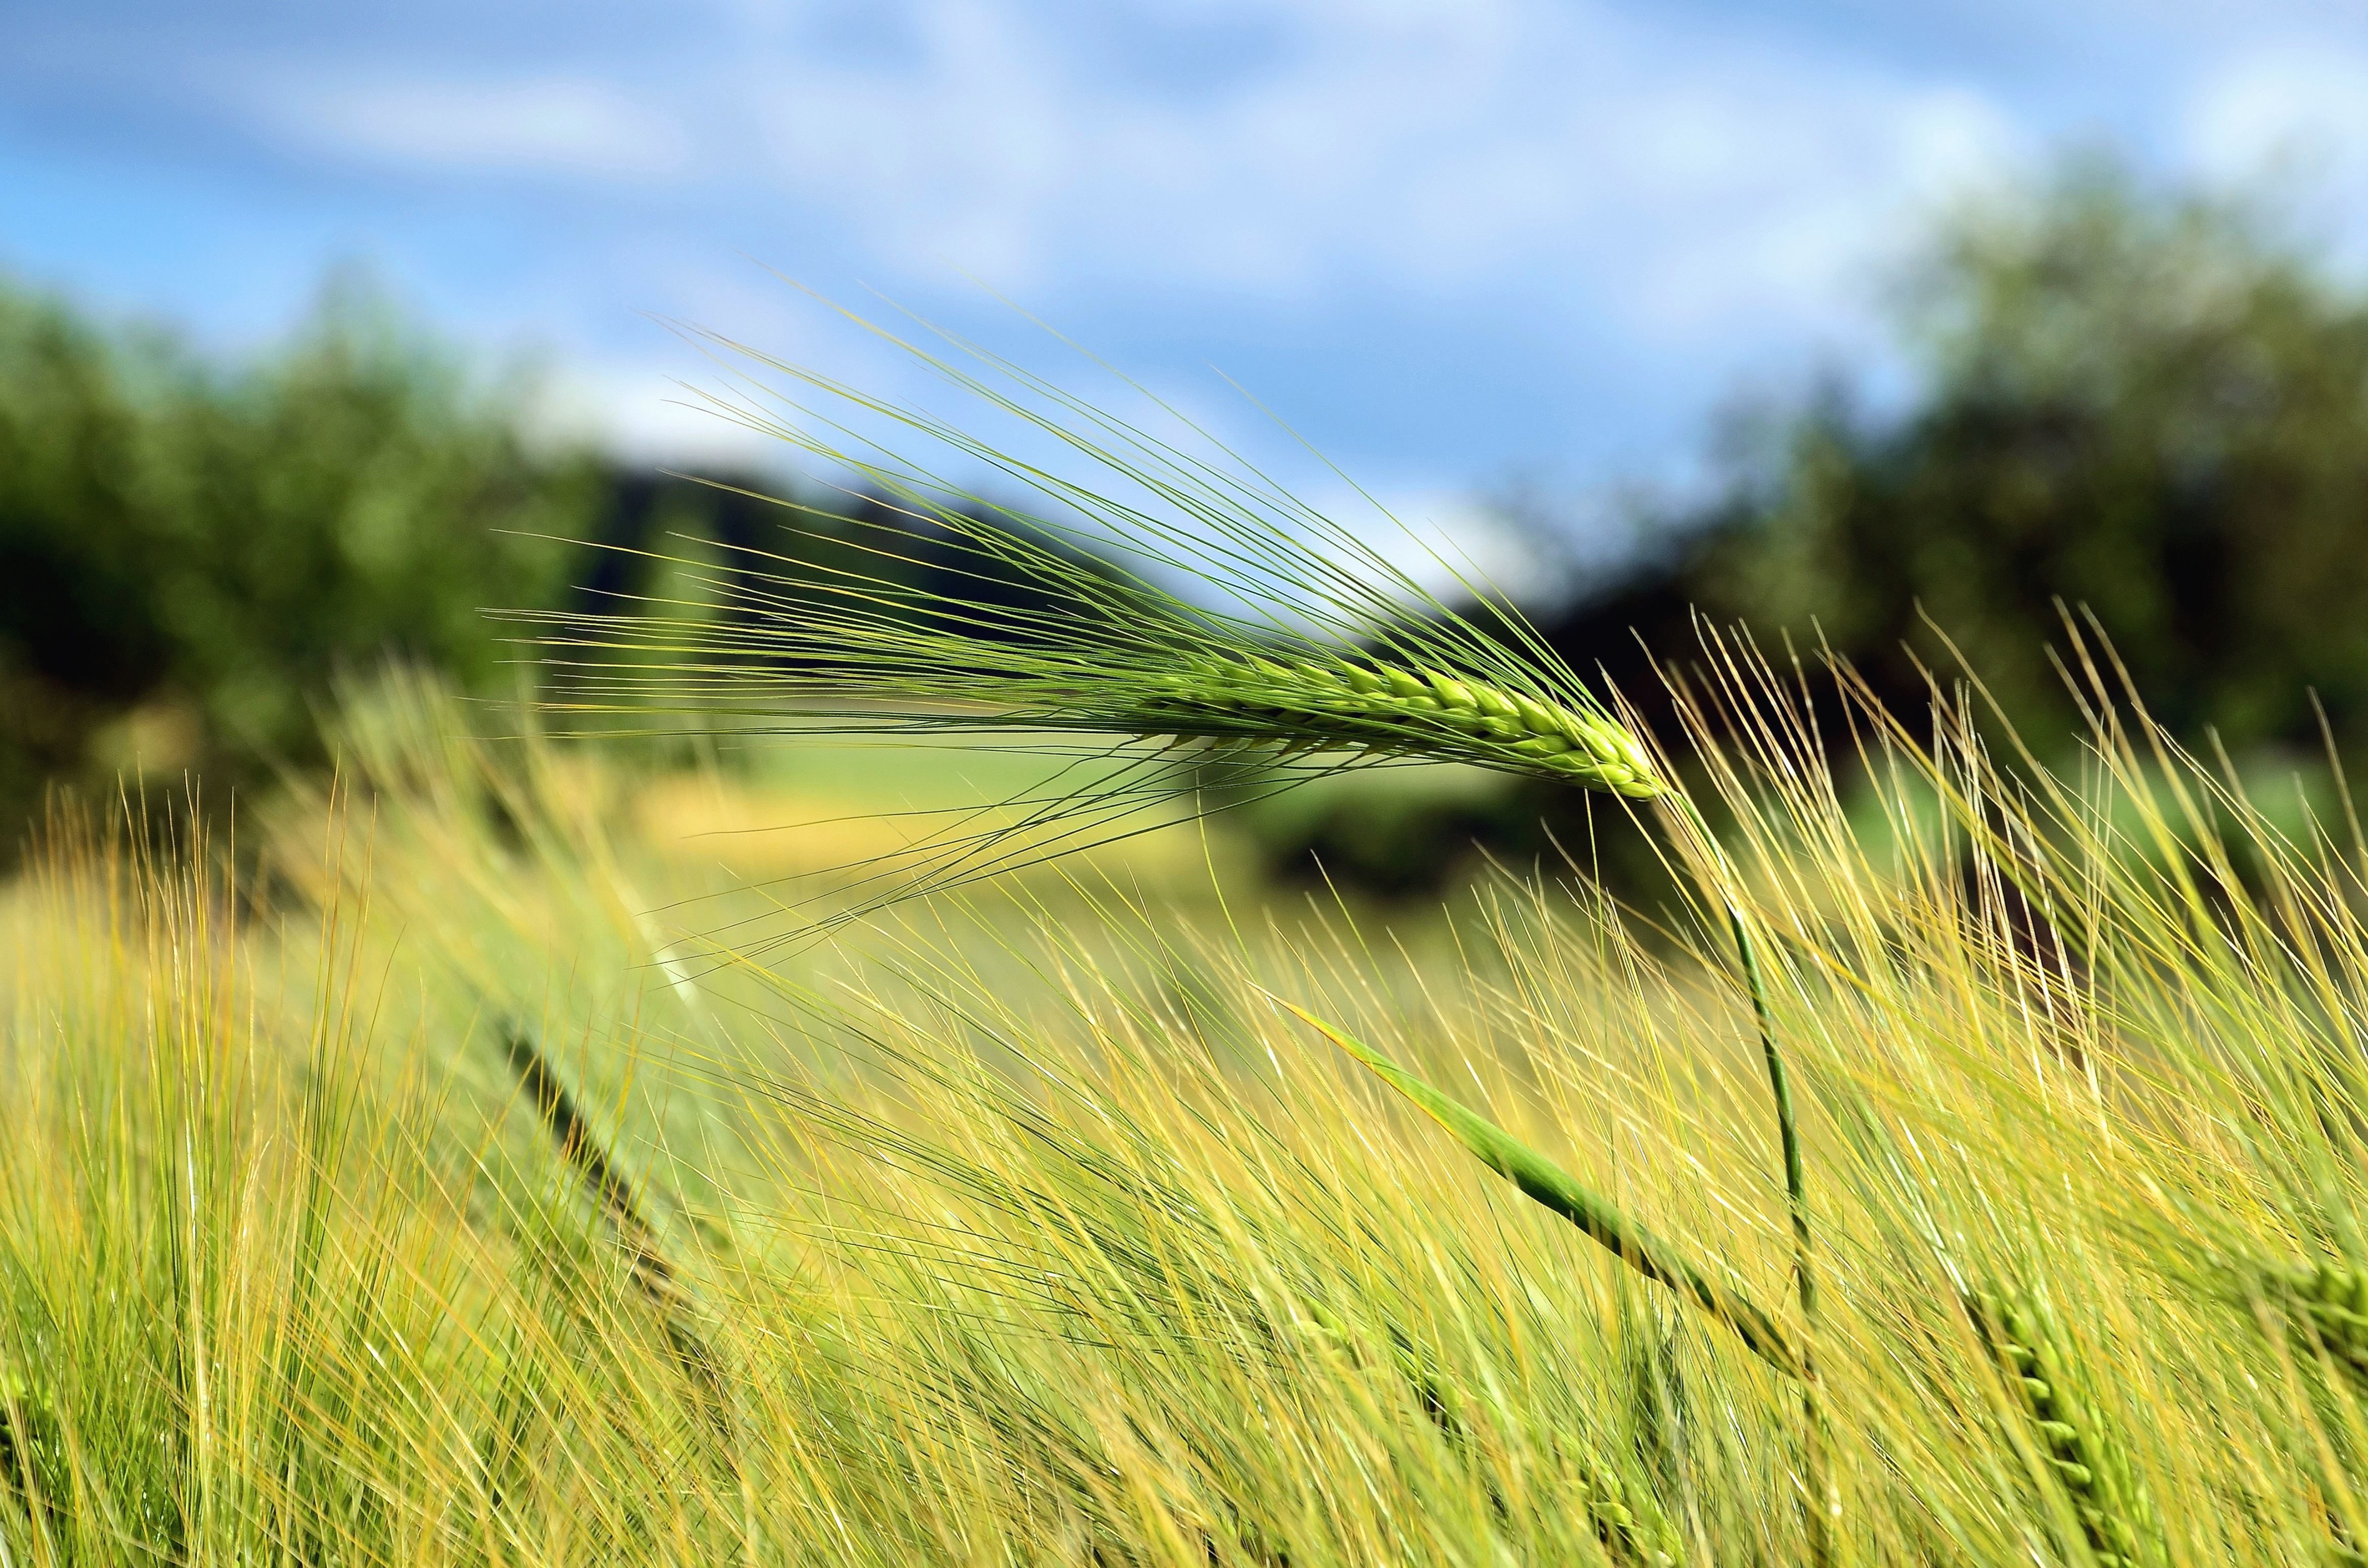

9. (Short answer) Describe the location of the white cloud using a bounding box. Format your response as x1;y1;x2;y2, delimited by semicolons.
2182;43;2368;271
729;0;2027;351
341;0;2027;482
206;0;2033;369
532;362;795;468
2187;43;2368;186
263;77;693;180
188;0;2368;481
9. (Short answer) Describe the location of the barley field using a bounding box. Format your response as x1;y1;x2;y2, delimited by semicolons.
7;629;2368;1565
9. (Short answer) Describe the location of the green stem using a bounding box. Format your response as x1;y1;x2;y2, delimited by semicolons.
1676;796;1835;1564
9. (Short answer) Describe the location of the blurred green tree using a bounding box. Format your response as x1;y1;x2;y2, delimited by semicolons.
0;269;1154;850
0;271;605;835
1542;159;2368;763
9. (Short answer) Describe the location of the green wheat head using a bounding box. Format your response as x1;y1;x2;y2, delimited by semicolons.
1137;651;1661;792
1969;1287;2160;1568
2258;1258;2368;1385
538;560;1660;794
1284;1001;1797;1378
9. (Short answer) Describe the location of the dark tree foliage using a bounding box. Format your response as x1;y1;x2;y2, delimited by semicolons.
577;474;1145;672
0;270;1144;851
1548;163;2368;762
0;272;607;833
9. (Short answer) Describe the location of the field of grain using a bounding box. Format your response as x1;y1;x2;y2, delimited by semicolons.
8;649;2368;1566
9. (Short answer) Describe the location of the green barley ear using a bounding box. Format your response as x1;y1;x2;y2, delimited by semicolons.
1553;1435;1680;1568
1529;1413;1683;1568
1283;1001;1799;1379
525;499;1666;929
2258;1257;2368;1387
541;604;1660;794
1968;1287;2160;1568
1138;652;1665;796
517;316;1672;913
500;1022;732;1443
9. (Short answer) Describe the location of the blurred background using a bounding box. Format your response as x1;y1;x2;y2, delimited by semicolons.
6;0;2368;895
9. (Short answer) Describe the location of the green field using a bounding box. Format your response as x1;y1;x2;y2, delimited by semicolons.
9;655;2368;1566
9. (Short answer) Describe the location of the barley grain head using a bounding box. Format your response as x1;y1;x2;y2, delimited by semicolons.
1970;1287;2160;1568
1132;651;1663;795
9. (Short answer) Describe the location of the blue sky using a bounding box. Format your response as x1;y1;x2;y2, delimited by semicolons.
8;0;2368;547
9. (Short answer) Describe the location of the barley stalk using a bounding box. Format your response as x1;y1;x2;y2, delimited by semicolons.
1969;1287;2158;1568
1673;791;1836;1563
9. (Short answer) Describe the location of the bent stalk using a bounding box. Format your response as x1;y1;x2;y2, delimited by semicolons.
1672;794;1834;1564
